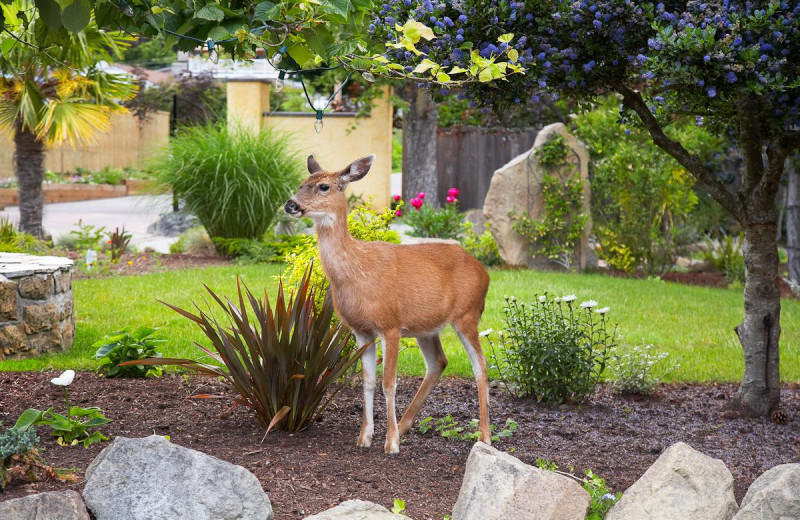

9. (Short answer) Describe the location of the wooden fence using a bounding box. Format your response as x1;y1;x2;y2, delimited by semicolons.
0;111;170;177
436;126;538;210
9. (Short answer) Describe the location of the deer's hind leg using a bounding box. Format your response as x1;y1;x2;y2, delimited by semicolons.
398;334;448;436
453;315;491;444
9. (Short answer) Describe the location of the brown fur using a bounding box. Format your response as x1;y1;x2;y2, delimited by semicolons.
286;155;491;454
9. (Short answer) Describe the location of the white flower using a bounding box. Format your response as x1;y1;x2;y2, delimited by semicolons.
478;328;493;337
580;300;598;308
594;306;611;314
560;294;577;302
538;295;547;303
51;370;75;387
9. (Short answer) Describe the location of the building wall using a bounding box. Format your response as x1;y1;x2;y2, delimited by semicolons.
227;82;393;210
0;111;170;177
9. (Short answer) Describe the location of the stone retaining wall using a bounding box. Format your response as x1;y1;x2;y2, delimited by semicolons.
0;253;74;358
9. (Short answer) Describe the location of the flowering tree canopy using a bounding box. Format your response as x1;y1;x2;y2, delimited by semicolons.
369;0;800;417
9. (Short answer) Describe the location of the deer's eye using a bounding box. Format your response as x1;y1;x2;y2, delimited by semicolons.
319;184;330;193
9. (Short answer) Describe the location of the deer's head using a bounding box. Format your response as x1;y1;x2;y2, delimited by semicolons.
284;154;374;226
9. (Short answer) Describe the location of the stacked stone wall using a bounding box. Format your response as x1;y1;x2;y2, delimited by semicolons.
0;254;74;357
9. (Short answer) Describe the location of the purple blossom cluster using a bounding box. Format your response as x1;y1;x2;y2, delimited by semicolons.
368;0;800;127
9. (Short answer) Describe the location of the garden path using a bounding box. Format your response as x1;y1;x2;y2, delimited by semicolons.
0;195;175;253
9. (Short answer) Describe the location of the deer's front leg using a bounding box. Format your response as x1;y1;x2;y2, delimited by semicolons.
381;330;400;454
356;334;377;448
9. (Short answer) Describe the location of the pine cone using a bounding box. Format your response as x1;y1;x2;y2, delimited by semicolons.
771;409;789;425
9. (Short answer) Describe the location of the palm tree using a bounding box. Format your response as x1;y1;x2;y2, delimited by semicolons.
0;1;136;238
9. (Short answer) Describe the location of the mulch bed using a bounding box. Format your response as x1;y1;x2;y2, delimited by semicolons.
1;372;798;518
68;252;231;279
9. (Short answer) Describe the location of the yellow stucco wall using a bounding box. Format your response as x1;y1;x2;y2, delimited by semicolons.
0;111;169;178
226;82;393;210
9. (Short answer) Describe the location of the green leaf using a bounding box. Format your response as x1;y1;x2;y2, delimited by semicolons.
61;0;90;32
507;49;519;62
391;498;406;514
13;408;46;430
195;5;225;21
207;26;229;42
498;33;514;43
252;1;276;22
436;72;451;83
0;36;16;58
34;0;63;30
412;58;436;74
319;0;350;19
478;67;494;82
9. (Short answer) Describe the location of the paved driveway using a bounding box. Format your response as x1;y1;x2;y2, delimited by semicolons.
1;195;177;253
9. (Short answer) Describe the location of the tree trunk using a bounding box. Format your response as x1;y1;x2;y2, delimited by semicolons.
401;82;439;207
14;126;46;238
731;220;782;416
787;157;800;284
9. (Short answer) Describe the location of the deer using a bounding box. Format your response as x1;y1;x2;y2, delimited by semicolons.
284;154;491;454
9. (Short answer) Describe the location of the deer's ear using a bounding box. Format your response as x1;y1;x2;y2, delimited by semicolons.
307;155;323;174
340;155;375;184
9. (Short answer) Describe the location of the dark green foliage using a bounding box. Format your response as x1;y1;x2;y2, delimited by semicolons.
141;269;366;433
704;234;746;284
535;133;569;166
491;294;616;405
151;124;303;239
93;327;164;378
0;427;39;460
403;200;464;239
211;237;278;263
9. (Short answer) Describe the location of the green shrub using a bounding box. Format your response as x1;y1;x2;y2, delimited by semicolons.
461;221;502;267
0;426;43;490
490;294;616;405
0;427;39;461
609;342;675;395
536;458;621;520
93;327;164;378
148;268;366;433
402;193;464;239
68;220;106;251
703;233;745;284
169;226;215;255
151;123;303;239
0;217;50;254
572;96;722;273
211;237;278;264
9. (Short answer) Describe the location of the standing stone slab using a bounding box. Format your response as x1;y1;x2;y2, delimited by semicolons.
0;490;90;520
83;435;273;520
0;253;73;359
304;500;409;520
733;463;800;520
483;122;592;270
452;442;589;520
606;442;738;520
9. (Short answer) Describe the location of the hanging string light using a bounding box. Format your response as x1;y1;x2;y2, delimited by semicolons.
314;110;324;133
120;0;135;17
206;39;219;64
275;70;286;92
272;45;287;65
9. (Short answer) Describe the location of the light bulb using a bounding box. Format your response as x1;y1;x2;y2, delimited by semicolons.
275;70;285;92
314;110;324;133
362;71;376;83
206;39;219;64
121;1;134;16
273;45;287;65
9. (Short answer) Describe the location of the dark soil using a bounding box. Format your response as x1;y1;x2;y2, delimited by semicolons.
1;373;798;518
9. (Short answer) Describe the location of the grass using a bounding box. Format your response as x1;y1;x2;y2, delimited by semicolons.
1;264;798;383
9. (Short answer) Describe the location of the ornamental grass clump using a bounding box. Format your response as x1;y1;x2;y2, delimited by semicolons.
150;123;303;239
137;268;366;434
491;294;616;405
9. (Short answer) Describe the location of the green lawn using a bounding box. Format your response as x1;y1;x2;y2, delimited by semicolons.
2;264;798;382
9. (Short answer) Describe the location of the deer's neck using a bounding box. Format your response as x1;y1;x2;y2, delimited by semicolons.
314;209;363;285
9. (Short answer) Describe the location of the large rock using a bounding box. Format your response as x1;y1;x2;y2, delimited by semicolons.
304;500;409;520
83;435;273;520
0;490;90;520
733;463;800;520
606;442;738;520
483;122;591;270
451;442;589;520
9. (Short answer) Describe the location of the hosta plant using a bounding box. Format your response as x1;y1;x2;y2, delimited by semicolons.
93;327;164;378
133;268;366;433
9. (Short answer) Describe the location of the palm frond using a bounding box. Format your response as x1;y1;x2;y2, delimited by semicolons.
35;101;112;147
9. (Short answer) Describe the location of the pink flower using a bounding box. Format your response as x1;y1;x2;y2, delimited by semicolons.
417;192;426;199
410;198;423;210
393;194;401;202
448;187;459;198
446;195;456;204
395;209;403;217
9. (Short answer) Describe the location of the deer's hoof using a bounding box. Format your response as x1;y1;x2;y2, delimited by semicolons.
397;420;413;436
357;435;373;449
384;438;400;455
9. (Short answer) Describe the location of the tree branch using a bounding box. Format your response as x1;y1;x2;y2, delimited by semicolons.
613;81;745;223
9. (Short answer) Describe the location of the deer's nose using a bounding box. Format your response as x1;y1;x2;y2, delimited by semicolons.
284;199;300;214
